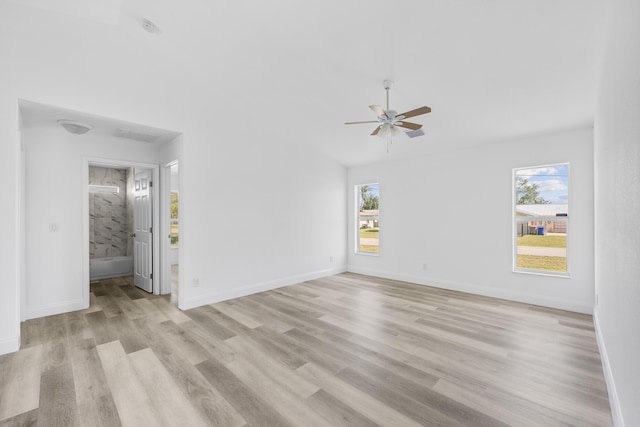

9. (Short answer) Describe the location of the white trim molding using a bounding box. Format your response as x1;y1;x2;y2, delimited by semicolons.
347;266;593;314
181;266;347;311
0;335;20;356
25;298;86;321
594;312;625;427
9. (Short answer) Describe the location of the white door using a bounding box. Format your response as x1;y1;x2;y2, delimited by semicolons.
134;169;153;292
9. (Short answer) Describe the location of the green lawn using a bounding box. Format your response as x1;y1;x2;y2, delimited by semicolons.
359;245;379;253
517;234;566;248
517;255;566;272
359;228;379;239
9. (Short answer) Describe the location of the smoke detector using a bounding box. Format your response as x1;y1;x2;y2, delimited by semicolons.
57;119;93;135
142;19;159;34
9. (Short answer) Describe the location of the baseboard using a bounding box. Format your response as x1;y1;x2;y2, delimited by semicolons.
346;266;593;314
0;335;20;355
594;312;625;427
181;266;347;310
26;298;87;320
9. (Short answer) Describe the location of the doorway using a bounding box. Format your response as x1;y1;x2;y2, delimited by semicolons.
83;159;162;301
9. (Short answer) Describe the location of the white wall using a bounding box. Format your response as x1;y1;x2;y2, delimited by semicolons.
22;126;162;319
348;128;594;313
180;140;347;309
0;102;20;354
0;2;347;353
593;0;640;424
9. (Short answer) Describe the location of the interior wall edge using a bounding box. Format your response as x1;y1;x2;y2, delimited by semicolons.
594;312;626;427
347;266;593;315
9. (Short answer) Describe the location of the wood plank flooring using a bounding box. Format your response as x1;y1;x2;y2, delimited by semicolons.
0;273;612;426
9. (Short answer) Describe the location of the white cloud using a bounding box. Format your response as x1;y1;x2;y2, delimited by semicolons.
516;166;559;177
535;179;567;192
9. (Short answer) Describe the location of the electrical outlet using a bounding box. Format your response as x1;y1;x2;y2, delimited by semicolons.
329;256;333;263
422;262;428;271
192;278;200;287
595;293;599;305
49;223;58;232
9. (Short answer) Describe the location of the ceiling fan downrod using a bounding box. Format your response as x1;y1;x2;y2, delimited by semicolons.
384;80;392;112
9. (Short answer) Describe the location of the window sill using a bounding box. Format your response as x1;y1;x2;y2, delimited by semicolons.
355;252;379;257
513;268;571;278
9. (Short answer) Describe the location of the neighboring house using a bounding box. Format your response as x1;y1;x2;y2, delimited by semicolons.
359;210;379;229
516;204;568;234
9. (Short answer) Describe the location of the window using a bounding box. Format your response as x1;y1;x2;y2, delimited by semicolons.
356;183;379;254
514;163;569;275
170;191;179;247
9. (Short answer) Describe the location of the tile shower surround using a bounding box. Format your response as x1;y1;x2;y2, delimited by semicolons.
89;166;133;259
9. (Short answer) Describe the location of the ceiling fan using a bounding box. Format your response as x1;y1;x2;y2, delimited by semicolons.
345;80;431;151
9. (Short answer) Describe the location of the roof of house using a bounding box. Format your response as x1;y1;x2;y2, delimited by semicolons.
359;210;379;217
516;204;568;216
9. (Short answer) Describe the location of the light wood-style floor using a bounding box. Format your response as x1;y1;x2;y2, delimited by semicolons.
0;273;612;426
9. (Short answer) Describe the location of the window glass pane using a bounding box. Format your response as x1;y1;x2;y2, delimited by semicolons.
515;218;567;273
357;184;379;254
170;191;179;248
514;164;568;274
516;164;569;208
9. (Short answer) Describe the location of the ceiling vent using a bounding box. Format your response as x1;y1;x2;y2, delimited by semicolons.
115;128;161;143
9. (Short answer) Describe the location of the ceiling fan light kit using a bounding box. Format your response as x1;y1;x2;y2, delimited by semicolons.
345;80;431;152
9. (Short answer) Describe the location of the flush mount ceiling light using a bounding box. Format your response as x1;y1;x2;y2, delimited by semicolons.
142;19;159;34
57;119;93;135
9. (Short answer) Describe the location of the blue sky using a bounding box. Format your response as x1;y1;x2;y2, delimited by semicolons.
516;164;569;204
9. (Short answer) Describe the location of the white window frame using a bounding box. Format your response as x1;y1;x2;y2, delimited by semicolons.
513;163;570;277
355;183;380;256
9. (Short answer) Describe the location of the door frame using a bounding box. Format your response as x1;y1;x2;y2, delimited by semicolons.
82;157;161;306
161;160;179;297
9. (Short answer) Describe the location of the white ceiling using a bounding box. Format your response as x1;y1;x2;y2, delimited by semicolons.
12;0;607;167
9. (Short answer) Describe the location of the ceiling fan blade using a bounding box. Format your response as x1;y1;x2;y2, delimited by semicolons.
369;105;388;118
397;106;431;119
394;121;423;130
371;126;381;136
344;121;379;125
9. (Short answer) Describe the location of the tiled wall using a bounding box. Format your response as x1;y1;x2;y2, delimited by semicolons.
89;166;133;259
